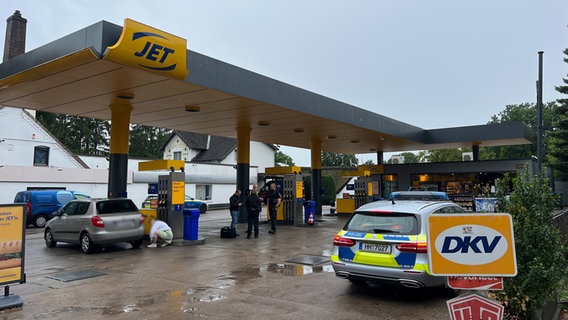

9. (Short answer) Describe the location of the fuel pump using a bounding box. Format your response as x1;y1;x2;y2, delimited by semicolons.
139;160;185;239
354;176;372;209
264;166;304;226
338;165;383;214
157;170;185;238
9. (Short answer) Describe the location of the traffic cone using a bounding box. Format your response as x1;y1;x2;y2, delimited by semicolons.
307;211;315;225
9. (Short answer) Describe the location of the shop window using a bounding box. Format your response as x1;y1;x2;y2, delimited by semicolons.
33;146;50;166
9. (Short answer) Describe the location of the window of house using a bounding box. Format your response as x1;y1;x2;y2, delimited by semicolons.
33;146;50;166
173;151;182;160
196;184;212;200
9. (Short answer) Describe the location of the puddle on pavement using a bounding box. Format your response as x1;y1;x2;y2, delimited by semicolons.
168;287;225;315
97;297;155;316
264;263;334;277
93;262;334;316
223;263;334;282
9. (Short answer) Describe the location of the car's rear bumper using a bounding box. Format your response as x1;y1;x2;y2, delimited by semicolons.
331;260;446;288
89;226;145;244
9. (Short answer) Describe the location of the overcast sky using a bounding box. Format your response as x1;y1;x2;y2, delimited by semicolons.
1;1;567;166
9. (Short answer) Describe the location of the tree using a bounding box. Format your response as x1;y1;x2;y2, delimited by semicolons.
491;171;568;318
548;48;568;180
275;150;295;166
129;125;171;158
421;148;463;162
483;102;557;160
321;152;358;167
36;112;109;155
388;152;420;164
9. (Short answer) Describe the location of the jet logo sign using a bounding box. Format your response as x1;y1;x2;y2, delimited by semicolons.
428;214;516;276
104;19;188;80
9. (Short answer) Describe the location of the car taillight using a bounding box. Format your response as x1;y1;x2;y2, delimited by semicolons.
26;201;31;217
139;214;145;225
91;216;105;228
396;242;428;253
333;235;356;247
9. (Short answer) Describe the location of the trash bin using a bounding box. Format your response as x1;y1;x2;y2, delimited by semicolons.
183;209;200;240
304;200;315;224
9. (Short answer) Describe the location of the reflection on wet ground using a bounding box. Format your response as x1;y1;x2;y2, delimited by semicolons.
265;263;334;277
169;286;225;315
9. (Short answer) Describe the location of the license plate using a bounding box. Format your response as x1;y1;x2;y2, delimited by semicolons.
361;242;391;254
113;220;133;228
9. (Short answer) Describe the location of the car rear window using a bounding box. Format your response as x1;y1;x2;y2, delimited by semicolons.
345;212;418;235
96;200;138;214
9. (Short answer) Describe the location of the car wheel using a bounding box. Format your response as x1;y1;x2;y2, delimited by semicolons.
80;233;96;254
34;215;48;228
199;203;207;214
130;238;143;248
45;228;57;248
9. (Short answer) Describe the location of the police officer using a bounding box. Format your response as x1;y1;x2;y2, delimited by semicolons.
266;181;282;234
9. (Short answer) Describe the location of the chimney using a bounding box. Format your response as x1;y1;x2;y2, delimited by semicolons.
3;10;27;62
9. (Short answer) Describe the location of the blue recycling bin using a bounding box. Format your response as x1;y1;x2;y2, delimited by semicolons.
183;209;200;240
304;200;315;224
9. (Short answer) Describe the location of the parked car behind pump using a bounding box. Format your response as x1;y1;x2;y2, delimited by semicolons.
44;198;145;254
331;198;466;291
141;194;208;214
388;191;449;201
14;190;90;228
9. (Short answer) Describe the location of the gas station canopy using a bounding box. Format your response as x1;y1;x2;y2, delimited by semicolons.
0;19;533;155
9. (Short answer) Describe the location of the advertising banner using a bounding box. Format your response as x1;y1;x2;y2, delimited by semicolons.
0;204;26;285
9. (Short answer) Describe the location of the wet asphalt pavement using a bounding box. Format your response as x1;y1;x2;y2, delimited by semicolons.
0;207;452;320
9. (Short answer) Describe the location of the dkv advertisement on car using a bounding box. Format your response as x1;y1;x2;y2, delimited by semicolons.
0;204;26;285
427;214;516;276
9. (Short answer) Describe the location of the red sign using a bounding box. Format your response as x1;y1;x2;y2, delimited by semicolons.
447;294;504;320
448;276;504;290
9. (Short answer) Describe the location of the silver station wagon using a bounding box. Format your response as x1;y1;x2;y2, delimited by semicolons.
44;198;145;254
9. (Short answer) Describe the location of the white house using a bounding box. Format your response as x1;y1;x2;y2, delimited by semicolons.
0;106;276;207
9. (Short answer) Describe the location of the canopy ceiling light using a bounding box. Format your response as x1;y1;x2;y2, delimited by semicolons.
185;105;201;112
116;92;134;100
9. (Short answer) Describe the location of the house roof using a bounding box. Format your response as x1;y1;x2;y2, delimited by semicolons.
171;131;236;163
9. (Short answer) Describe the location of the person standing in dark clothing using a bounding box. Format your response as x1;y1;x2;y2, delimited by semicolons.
229;189;242;235
266;181;282;234
245;184;262;239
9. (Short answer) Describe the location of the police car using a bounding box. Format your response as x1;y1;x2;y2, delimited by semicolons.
331;197;466;289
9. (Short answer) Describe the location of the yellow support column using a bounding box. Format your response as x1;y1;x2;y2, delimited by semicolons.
108;103;132;198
